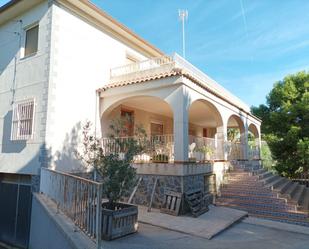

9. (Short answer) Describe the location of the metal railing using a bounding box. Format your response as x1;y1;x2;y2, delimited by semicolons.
226;141;246;160
102;134;228;163
101;134;174;163
40;168;103;248
248;145;260;160
189;136;224;161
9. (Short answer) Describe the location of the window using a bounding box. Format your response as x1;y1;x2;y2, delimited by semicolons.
120;109;134;136
151;122;164;136
24;25;39;57
11;99;35;140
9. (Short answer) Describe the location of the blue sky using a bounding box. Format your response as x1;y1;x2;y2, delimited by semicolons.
1;0;308;107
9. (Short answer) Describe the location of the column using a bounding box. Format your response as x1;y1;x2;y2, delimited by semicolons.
169;87;189;162
216;123;227;160
243;123;249;160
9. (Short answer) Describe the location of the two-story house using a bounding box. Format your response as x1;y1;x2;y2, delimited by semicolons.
0;0;261;248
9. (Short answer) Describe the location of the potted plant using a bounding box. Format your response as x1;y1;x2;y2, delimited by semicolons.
79;118;146;240
152;154;169;163
202;145;214;161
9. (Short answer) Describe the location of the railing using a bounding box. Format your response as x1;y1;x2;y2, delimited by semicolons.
40;168;103;248
189;136;224;161
102;134;227;163
101;134;174;163
226;141;246;160
110;55;173;78
248;145;260;160
109;53;249;112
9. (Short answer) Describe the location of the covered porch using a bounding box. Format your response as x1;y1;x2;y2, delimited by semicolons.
97;54;262;209
101;95;226;164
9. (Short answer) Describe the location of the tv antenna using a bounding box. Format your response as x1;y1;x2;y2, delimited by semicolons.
178;9;188;58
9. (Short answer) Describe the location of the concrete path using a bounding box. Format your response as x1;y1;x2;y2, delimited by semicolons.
102;222;309;249
138;205;248;239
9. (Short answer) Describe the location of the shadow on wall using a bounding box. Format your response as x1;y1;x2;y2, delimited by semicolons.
53;122;88;173
1;111;26;153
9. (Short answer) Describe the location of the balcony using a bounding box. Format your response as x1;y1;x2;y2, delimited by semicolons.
109;53;249;112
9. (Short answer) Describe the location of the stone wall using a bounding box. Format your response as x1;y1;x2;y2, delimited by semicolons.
131;172;216;212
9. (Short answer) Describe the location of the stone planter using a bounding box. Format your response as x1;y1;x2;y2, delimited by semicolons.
101;202;138;240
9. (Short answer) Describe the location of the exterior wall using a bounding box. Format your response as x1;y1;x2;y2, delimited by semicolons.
0;1;52;175
29;194;81;249
44;2;149;172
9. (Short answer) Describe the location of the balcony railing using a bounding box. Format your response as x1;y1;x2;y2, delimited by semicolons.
40;168;103;248
101;135;231;163
110;55;173;78
109;53;249;112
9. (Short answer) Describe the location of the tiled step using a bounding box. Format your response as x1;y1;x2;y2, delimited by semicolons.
292;185;306;205
299;188;309;211
223;181;264;187
251;168;267;175
257;171;273;180
282;182;299;198
251;213;309;227
220;189;277;198
261;175;280;185
216;198;296;212
216;202;307;221
218;193;288;205
219;161;309;226
265;177;286;190
275;179;292;193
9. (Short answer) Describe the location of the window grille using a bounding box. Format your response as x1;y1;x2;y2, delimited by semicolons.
11;99;35;140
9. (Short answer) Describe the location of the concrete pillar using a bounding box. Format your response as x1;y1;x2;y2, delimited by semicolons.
243;123;249;160
169;86;189;162
216;122;227;160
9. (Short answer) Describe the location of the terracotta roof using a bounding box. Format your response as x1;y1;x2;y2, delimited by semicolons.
99;69;182;91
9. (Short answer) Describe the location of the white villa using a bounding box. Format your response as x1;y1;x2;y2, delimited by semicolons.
0;0;261;248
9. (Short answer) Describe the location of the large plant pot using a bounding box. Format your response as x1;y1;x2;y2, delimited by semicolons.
101;202;138;240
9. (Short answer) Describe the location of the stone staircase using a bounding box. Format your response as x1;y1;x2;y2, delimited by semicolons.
216;161;309;226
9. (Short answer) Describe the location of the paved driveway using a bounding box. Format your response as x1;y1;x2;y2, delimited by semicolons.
101;221;309;249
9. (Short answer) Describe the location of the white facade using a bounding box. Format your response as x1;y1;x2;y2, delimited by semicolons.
0;0;160;175
0;0;261;176
0;1;51;175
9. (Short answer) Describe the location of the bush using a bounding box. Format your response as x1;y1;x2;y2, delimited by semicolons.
78;119;146;209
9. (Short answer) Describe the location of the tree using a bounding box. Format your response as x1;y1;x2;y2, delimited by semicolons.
78;118;146;209
251;71;309;177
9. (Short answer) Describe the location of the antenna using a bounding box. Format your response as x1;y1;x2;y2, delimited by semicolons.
178;9;188;58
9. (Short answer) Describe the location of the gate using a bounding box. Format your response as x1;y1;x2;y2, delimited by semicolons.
0;174;32;248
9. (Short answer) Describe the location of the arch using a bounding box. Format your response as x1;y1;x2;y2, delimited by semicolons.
188;99;224;133
101;95;174;137
226;114;246;160
226;114;245;141
248;123;259;139
187;99;225;160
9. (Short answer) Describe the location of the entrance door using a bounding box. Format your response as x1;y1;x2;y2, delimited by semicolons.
121;109;134;136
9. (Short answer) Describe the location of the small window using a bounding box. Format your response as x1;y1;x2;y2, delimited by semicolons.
24;25;39;57
11;99;35;140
